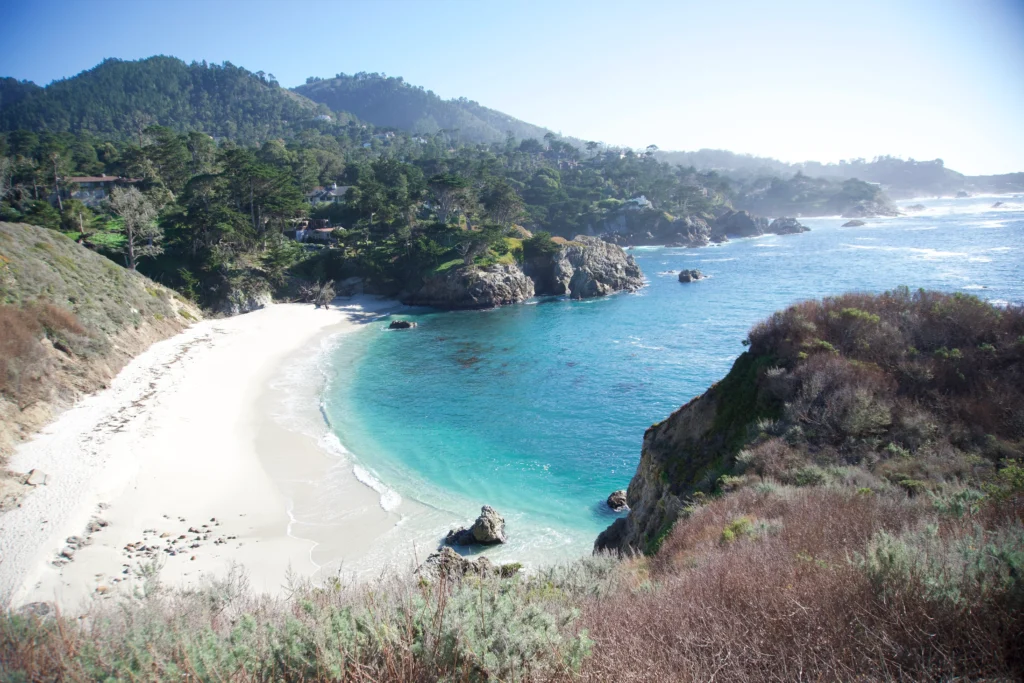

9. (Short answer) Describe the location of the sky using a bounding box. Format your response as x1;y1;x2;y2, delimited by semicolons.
2;0;1023;175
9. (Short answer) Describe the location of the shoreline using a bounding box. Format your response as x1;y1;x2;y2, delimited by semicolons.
0;297;399;611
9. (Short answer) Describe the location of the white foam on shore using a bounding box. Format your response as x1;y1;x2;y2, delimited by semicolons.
352;464;403;511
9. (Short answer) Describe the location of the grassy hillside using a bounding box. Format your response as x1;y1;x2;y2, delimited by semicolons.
0;222;199;492
2;289;1019;681
0;57;355;144
295;73;552;144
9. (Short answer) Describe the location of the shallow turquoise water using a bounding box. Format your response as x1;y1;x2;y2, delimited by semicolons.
321;196;1024;563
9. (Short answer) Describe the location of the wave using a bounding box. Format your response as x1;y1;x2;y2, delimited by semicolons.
352;464;403;511
841;244;967;260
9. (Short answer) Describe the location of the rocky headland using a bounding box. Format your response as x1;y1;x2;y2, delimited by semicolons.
404;236;643;310
600;208;808;247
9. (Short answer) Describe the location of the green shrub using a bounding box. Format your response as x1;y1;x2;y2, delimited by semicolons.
855;523;1024;607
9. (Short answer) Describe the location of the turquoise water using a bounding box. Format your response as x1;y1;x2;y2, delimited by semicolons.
321;196;1024;565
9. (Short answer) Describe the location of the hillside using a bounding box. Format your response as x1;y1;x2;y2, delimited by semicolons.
660;149;1024;198
294;73;552;144
0;57;354;144
0;222;199;503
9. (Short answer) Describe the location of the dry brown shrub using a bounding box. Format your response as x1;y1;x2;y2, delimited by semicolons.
580;487;1021;681
0;304;47;403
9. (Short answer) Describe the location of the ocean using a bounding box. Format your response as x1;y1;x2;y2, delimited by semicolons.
302;195;1024;572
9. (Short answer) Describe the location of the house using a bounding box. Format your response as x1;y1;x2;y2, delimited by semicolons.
626;195;653;209
315;114;332;122
61;175;140;207
306;183;351;205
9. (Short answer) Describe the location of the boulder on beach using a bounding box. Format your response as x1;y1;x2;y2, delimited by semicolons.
841;220;866;227
388;320;416;329
678;269;705;283
607;489;628;511
24;469;48;486
445;505;507;546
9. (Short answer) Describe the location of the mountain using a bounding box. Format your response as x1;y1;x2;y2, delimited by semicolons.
0;57;350;144
293;73;552;144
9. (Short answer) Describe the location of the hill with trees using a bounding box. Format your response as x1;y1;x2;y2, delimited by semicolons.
294;72;553;145
0;57;358;145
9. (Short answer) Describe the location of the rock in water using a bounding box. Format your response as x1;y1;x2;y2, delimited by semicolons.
992;201;1004;208
713;209;768;238
841;200;900;218
402;263;534;309
767;217;809;235
905;204;927;212
445;505;507;545
841;220;866;227
607;489;628;511
388;320;416;329
678;269;705;283
547;236;644;299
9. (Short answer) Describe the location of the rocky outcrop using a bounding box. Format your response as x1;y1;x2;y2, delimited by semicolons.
528;236;644;299
403;264;534;309
713;209;768;238
767;217;809;235
678;269;704;283
416;547;522;580
841;220;866;227
841;200;900;218
596;380;727;555
607;490;628;511
445;505;507;546
214;282;272;316
388;320;416;329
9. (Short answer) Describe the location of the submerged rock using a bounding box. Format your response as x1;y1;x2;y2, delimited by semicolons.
445;505;507;545
402;263;534;310
767;217;809;235
607;489;628;511
678;269;705;283
388;320;416;329
841;220;866;227
841;200;900;219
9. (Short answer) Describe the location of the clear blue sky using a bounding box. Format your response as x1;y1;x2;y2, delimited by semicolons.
3;0;1023;174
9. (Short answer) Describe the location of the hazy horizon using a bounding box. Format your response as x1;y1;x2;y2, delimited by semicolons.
2;0;1022;175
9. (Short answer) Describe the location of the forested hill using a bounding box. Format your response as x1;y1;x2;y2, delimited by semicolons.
293;73;552;144
0;57;359;144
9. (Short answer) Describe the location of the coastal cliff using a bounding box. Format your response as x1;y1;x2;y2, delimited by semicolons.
406;236;643;309
598;288;1024;555
401;262;535;309
0;222;201;504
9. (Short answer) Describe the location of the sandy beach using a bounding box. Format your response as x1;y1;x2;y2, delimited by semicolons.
0;297;401;611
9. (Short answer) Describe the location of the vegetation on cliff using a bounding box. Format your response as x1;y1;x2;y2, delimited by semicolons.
0;222;199;491
3;289;1020;680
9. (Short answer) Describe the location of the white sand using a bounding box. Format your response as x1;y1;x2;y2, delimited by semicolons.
0;298;401;611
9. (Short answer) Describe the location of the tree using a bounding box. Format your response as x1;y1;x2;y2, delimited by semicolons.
109;185;161;270
428;173;472;225
482;180;524;228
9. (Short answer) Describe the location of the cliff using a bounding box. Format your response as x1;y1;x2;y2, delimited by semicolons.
598;288;1024;554
0;222;200;504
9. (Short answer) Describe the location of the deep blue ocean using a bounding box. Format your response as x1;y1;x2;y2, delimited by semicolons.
320;196;1024;566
